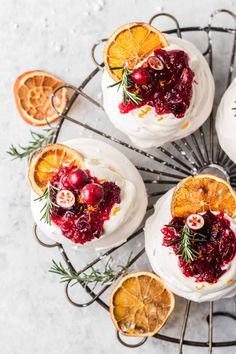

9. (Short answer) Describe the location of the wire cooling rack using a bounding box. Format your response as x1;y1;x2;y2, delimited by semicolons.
33;9;236;354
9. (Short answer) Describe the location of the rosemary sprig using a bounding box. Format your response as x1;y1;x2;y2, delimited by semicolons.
108;65;143;105
34;183;59;225
49;253;133;286
7;127;57;161
177;225;207;262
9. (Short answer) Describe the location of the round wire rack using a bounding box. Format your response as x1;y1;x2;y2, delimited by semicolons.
33;9;236;354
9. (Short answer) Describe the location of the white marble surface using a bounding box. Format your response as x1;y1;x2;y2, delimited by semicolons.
2;0;236;353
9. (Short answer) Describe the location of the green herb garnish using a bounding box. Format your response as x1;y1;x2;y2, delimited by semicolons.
108;65;143;105
178;225;204;262
167;224;207;263
34;183;59;225
49;253;133;286
7;127;57;161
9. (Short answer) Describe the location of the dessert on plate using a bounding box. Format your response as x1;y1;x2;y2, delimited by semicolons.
102;22;215;148
216;77;236;163
145;174;236;302
29;139;147;250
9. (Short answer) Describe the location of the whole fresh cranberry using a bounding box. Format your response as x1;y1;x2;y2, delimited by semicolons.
130;68;150;85
67;168;88;189
80;183;104;205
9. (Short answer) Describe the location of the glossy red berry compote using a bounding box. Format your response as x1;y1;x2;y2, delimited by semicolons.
119;49;194;118
161;211;236;283
49;166;121;244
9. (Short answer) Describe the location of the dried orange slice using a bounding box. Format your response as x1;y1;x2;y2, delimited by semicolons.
110;272;174;337
14;70;67;126
171;174;236;218
103;22;168;81
28;144;84;196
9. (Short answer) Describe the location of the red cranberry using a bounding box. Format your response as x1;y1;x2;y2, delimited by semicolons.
60;174;72;189
56;190;75;209
186;214;204;230
130;68;150;85
80;183;104;205
148;56;164;70
67;168;88;189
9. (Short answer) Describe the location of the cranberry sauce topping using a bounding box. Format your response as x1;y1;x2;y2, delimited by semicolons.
119;49;194;118
161;211;236;283
50;166;121;244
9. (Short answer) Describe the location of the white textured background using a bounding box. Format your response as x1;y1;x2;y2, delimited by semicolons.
2;0;236;353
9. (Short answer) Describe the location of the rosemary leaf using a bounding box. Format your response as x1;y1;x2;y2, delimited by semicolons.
109;66;125;70
107;81;121;88
107;65;143;106
7;127;57;161
34;183;59;225
49;253;133;287
176;225;207;263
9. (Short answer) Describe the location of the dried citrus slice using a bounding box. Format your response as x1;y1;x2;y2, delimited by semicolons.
14;70;67;126
28;144;84;196
103;22;168;81
171;174;236;218
110;272;174;337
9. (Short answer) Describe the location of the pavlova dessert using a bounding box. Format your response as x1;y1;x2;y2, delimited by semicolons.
29;139;147;250
216;78;236;163
102;22;215;148
145;174;236;302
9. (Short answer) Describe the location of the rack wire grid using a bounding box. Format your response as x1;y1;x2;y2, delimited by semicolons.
33;9;236;354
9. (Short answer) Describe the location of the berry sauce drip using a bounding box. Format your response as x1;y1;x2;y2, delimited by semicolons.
161;211;236;283
119;49;194;118
50;166;121;244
